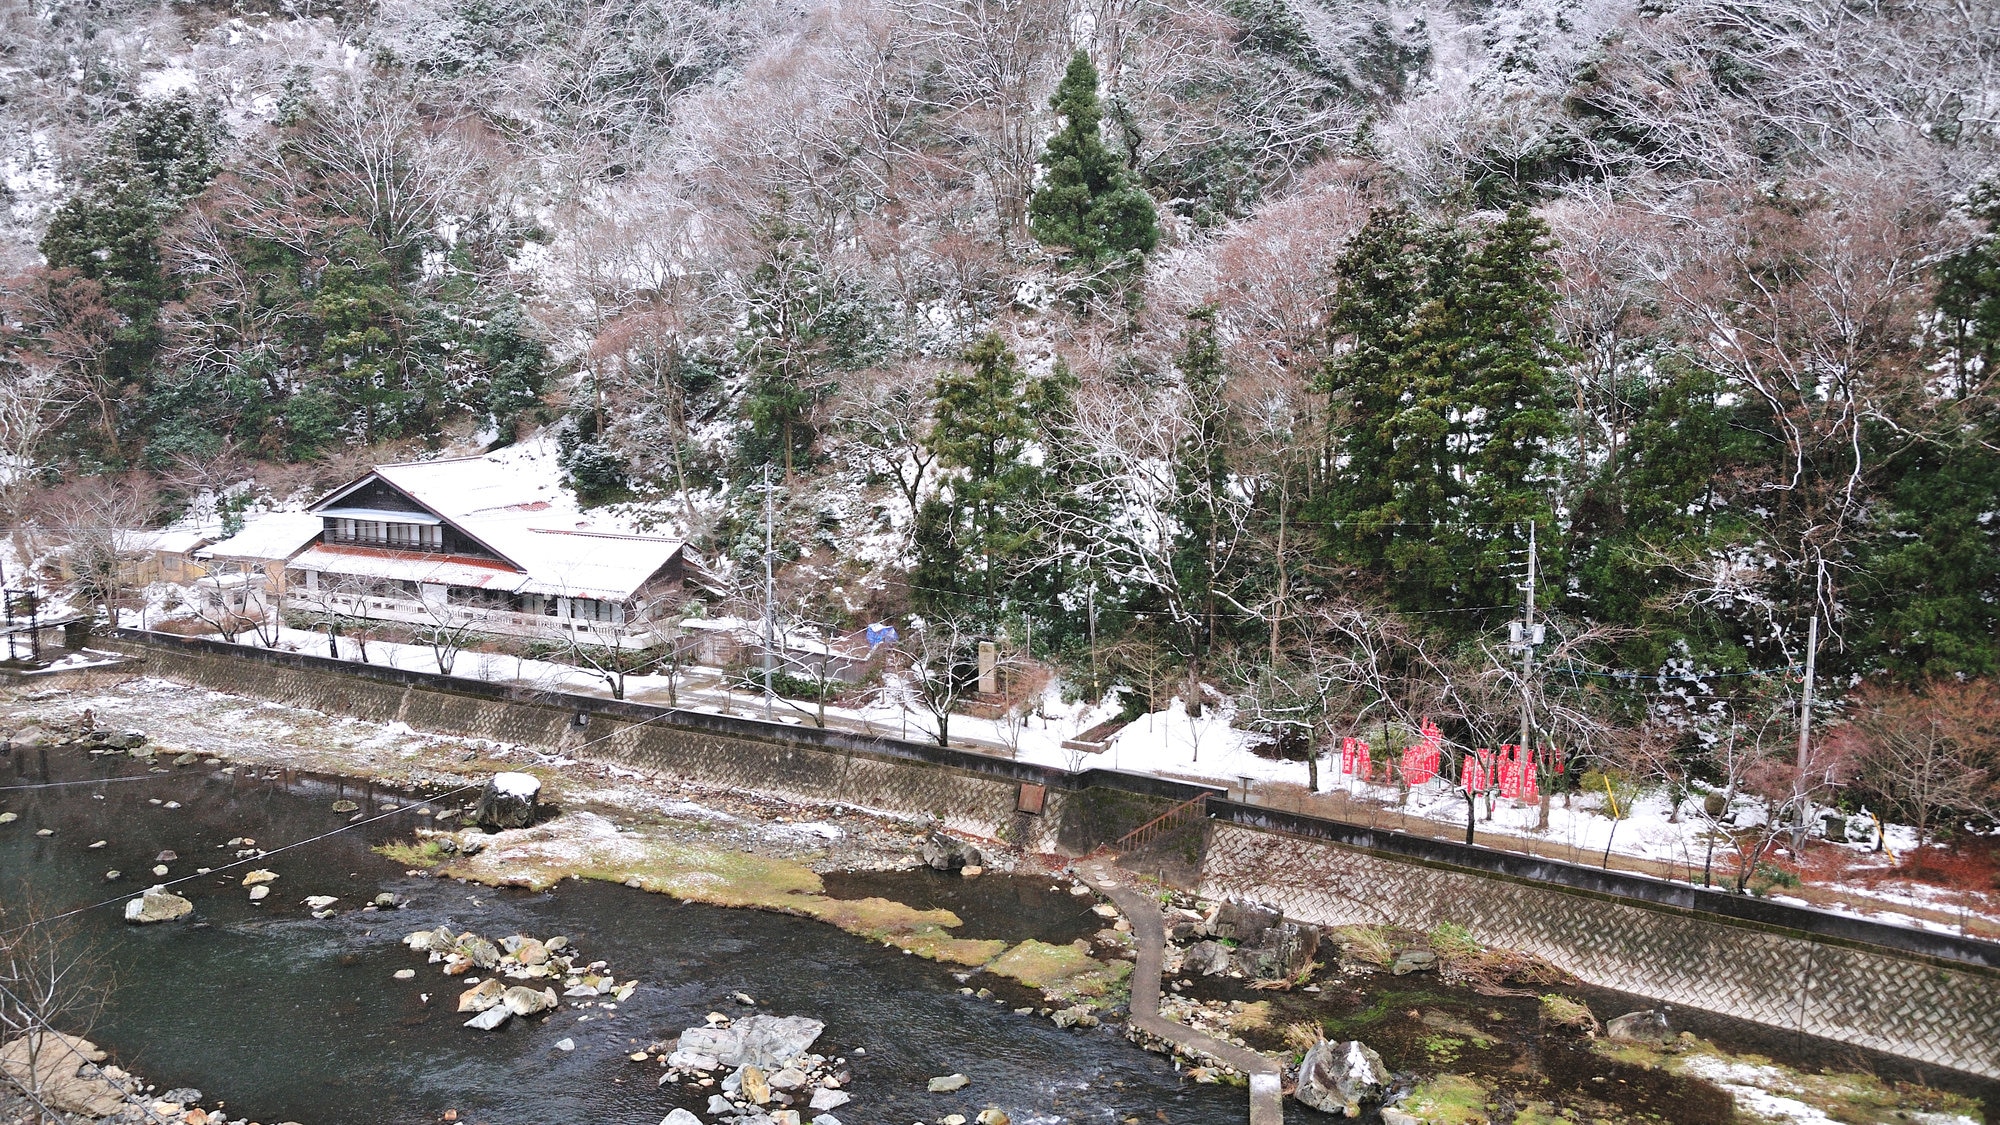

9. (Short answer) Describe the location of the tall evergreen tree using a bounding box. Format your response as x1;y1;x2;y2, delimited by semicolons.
915;333;1042;615
1844;181;2000;677
1317;206;1570;617
1028;51;1160;271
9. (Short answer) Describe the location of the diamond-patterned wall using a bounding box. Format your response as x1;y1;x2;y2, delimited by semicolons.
1199;822;2000;1079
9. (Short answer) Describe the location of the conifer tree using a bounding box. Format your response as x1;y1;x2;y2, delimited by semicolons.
1028;51;1160;271
916;333;1040;613
1317;206;1570;616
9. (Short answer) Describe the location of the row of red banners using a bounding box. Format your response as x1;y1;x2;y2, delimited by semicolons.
1338;719;1566;799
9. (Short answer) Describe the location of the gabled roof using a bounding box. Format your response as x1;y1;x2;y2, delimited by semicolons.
303;447;685;603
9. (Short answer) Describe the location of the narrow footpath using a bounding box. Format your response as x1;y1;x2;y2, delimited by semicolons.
1073;857;1284;1125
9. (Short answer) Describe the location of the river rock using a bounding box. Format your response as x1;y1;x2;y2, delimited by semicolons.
708;1094;734;1114
739;1064;772;1104
248;885;270;901
769;1066;809;1091
668;1048;721;1071
812;1116;843;1125
458;980;506;1012
1295;1039;1390;1116
808;1089;851;1112
1182;940;1232;976
0;1032;127;1117
305;896;339;911
1607;1009;1673;1045
241;869;278;887
472;773;541;830
502;986;558;1016
976;1111;1009;1125
920;830;982;872
660;1112;702;1125
0;813;15;824
1243;922;1320;980
1389;949;1437;976
513;937;549;965
463;1006;510;1031
1213;901;1280;945
456;935;501;969
331;800;359;813
124;886;193;924
104;730;146;750
928;1073;970;1093
678;1014;826;1069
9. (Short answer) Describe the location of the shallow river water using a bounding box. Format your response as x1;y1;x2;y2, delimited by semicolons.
0;747;1245;1125
5;742;1995;1125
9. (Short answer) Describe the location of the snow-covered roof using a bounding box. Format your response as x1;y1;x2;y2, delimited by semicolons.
303;440;684;603
114;528;212;555
197;512;324;563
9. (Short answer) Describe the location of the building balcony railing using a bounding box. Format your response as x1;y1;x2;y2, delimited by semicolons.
284;591;669;649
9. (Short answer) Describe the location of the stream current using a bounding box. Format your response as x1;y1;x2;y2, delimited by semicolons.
0;747;1244;1125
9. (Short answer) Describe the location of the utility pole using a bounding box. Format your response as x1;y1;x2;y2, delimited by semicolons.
1519;522;1537;763
763;464;776;720
1797;558;1824;770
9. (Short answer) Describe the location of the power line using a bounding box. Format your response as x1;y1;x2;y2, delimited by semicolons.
0;781;481;939
0;774;190;792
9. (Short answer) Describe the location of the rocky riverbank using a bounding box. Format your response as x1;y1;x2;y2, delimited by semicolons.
0;1034;257;1125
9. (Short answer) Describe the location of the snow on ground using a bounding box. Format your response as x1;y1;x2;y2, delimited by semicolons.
89;610;2000;935
1680;1056;1839;1125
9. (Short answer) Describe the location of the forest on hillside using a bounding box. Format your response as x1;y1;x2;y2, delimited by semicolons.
2;0;1998;834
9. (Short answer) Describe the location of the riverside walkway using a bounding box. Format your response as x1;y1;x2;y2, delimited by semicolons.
1073;856;1284;1125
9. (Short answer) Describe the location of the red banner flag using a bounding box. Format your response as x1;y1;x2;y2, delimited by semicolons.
1497;744;1538;800
1401;717;1443;785
1341;736;1371;780
1464;748;1493;793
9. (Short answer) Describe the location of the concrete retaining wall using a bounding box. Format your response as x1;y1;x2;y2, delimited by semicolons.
98;630;2000;1079
1199;821;2000;1079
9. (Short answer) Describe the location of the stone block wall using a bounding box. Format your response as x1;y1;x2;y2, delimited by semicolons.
1199;822;2000;1080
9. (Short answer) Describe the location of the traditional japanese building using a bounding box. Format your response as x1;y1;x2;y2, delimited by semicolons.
282;456;689;648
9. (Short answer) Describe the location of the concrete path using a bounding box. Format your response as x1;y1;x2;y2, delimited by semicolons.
1073;857;1285;1125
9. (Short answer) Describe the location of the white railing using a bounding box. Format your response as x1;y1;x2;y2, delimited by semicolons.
285;592;669;649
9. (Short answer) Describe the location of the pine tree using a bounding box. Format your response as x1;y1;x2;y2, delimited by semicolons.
1028;51;1160;271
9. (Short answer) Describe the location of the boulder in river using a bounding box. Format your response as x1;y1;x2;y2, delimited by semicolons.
458;979;506;1013
920;830;982;872
502;986;558;1017
124;886;193;924
472;773;541;830
1295;1039;1390;1116
928;1073;970;1093
463;1006;510;1031
1181;941;1232;977
1607;1008;1673;1045
676;1014;826;1069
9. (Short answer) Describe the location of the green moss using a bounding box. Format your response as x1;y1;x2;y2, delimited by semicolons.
985;939;1133;1004
1420;1033;1467;1065
1537;993;1597;1033
1402;1074;1492;1124
396;816;1012;965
